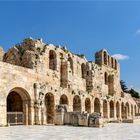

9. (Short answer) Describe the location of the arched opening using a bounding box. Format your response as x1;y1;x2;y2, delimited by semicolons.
73;95;81;112
116;101;120;119
68;57;73;74
45;93;55;124
85;98;91;113
134;105;137;116
126;102;130;118
108;55;110;66
104;72;108;85
121;102;126;119
49;50;57;70
131;105;133;116
103;100;108;118
115;59;117;70
104;51;108;65
111;57;114;68
94;98;100;113
60;94;68;105
7;87;30;125
110;100;114;118
108;75;114;96
81;63;86;79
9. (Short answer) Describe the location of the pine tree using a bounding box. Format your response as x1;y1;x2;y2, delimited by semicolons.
129;88;139;98
120;80;128;93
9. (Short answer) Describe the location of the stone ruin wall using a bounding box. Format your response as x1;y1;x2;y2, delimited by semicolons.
0;38;139;126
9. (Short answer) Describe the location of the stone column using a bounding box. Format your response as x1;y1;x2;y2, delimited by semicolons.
119;104;122;120
100;101;103;117
81;97;85;112
114;102;117;120
107;102;110;119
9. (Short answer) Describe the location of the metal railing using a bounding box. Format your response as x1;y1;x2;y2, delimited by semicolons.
7;112;24;125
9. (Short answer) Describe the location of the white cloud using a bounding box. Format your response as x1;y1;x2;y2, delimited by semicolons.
112;54;129;60
136;29;140;34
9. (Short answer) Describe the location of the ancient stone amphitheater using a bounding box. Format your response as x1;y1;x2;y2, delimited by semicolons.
0;38;139;127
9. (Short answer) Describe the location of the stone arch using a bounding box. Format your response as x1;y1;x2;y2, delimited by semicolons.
60;94;68;105
103;100;108;118
116;101;120;119
81;63;86;79
115;59;117;70
108;55;110;66
108;75;114;96
126;102;130;118
45;93;55;124
131;104;133;116
104;72;108;85
110;100;114;118
94;98;100;113
73;95;81;112
85;98;91;113
111;57;114;68
104;51;108;65
7;87;31;125
121;102;126;119
134;105;137;116
49;50;57;70
68;57;73;74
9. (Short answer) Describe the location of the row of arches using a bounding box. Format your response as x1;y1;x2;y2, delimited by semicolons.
6;88;138;125
103;51;117;69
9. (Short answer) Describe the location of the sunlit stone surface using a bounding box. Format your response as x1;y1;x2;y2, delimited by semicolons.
0;124;140;140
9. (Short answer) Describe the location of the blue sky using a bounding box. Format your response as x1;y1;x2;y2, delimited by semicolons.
0;1;140;92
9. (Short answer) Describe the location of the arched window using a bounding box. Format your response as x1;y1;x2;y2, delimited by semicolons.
81;63;86;79
49;50;57;70
73;95;81;112
104;51;108;65
110;100;114;118
104;72;108;85
94;98;100;113
85;98;91;113
108;55;110;66
111;57;114;68
115;59;117;70
108;75;114;96
68;57;73;74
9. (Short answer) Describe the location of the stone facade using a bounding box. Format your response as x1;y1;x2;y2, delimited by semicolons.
0;38;139;126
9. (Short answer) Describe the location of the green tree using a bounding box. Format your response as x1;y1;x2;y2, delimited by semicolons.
129;88;139;98
120;80;128;93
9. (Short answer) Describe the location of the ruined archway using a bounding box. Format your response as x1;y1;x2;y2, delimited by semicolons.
45;93;55;124
126;102;130;118
116;101;120;119
81;63;86;79
94;98;100;113
49;50;57;70
104;72;108;85
110;100;114;118
103;100;108;118
7;87;31;125
73;95;81;112
85;98;91;113
104;51;108;65
68;57;73;74
134;105;137;116
131;105;133;116
108;75;114;96
60;94;68;105
121;102;126;119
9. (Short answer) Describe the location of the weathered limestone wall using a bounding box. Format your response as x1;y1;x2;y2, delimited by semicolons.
0;38;139;126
